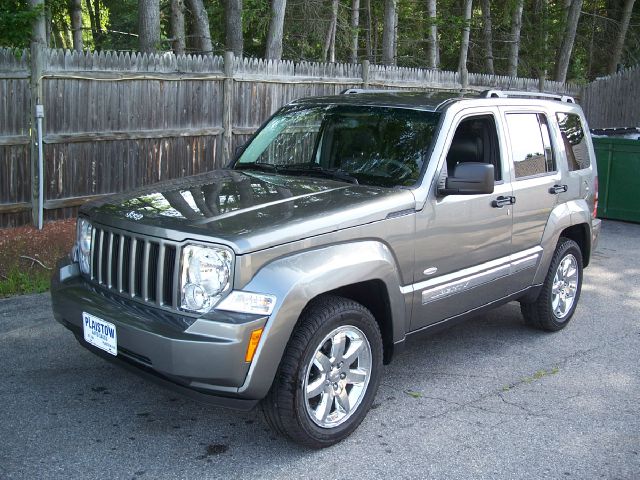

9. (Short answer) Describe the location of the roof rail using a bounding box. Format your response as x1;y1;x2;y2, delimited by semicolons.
341;88;411;95
482;89;575;103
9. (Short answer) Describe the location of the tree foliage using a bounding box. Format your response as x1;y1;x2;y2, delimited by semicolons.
1;0;638;82
0;1;43;48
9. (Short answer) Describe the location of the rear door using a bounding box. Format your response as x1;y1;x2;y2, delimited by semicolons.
501;107;561;289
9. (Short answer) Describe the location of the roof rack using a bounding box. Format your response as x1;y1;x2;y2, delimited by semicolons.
482;89;575;103
341;88;411;95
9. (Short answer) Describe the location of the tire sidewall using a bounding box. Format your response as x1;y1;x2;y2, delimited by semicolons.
292;307;383;446
544;240;583;328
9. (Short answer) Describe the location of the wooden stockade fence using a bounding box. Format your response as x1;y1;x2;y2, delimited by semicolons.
0;47;585;227
581;66;640;129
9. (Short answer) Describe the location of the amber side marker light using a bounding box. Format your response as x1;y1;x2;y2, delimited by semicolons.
245;328;264;362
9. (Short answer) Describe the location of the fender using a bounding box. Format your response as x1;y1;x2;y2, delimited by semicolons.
533;199;592;286
235;240;406;398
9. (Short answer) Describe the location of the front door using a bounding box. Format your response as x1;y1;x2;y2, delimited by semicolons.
410;109;514;331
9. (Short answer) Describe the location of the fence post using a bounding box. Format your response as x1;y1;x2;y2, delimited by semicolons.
361;59;370;89
222;51;235;166
29;0;46;228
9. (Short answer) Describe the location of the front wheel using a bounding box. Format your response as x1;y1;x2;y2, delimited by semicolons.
521;237;583;331
262;295;383;448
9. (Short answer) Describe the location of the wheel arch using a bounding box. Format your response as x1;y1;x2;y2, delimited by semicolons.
236;241;407;398
534;201;593;285
323;280;395;364
559;223;591;267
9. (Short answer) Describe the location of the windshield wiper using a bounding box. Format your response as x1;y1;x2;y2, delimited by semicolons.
234;162;279;173
279;164;359;185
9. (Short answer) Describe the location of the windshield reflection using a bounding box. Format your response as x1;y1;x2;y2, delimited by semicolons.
234;105;440;188
111;172;335;221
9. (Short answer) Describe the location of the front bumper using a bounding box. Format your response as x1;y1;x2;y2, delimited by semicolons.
51;257;267;410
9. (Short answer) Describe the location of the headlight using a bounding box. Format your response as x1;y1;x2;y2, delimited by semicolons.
77;218;92;274
180;245;233;313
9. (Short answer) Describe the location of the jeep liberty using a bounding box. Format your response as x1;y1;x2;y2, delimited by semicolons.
52;90;601;448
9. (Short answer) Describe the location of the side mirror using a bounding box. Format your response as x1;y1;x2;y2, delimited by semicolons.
439;162;494;195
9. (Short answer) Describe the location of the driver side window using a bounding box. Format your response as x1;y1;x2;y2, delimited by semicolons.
445;115;502;182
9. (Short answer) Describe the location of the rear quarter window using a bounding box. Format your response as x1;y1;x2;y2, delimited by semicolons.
556;113;590;171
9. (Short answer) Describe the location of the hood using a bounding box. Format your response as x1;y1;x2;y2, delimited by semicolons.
83;169;416;253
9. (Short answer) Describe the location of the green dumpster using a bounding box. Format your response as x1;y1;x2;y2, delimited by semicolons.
592;136;640;223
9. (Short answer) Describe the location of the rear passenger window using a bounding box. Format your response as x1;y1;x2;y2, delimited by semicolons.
557;113;590;170
506;113;556;179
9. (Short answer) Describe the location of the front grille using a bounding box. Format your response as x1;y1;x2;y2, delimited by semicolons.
90;225;179;309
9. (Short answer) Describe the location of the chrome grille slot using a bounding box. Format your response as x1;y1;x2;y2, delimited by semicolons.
89;225;179;309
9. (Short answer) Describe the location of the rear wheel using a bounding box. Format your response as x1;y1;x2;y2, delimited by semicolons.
262;295;383;448
521;237;583;331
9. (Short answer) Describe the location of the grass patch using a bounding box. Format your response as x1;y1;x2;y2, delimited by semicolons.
0;219;75;297
404;390;423;398
503;366;560;392
0;265;51;296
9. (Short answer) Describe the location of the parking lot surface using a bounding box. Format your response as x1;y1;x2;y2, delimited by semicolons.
1;220;638;479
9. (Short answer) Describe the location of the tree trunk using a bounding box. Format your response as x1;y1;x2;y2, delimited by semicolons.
381;0;396;65
480;0;493;74
364;0;372;61
586;2;597;78
225;0;243;57
562;0;572;24
534;0;549;82
265;0;287;59
170;0;186;54
458;0;473;81
554;0;583;83
186;0;214;54
426;0;439;69
507;0;524;77
350;0;360;63
85;0;103;50
323;0;339;62
51;20;65;49
607;0;635;74
139;0;161;53
70;0;83;51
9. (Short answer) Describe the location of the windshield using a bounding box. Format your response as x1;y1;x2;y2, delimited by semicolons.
234;105;440;187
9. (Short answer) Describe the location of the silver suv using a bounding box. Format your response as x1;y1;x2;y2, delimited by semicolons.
52;90;601;448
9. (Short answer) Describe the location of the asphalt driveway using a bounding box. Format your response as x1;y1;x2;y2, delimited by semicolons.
1;220;638;479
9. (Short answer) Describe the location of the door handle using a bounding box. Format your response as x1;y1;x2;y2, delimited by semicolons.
492;196;516;208
549;184;568;194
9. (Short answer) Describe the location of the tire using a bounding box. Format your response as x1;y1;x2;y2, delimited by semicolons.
262;295;383;448
521;237;583;331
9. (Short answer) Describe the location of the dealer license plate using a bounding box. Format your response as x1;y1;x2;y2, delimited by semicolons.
82;312;117;356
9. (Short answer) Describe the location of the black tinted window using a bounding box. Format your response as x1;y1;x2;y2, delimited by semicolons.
557;113;590;171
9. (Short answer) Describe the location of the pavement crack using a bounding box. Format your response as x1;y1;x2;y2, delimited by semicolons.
422;371;499;381
496;392;550;418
